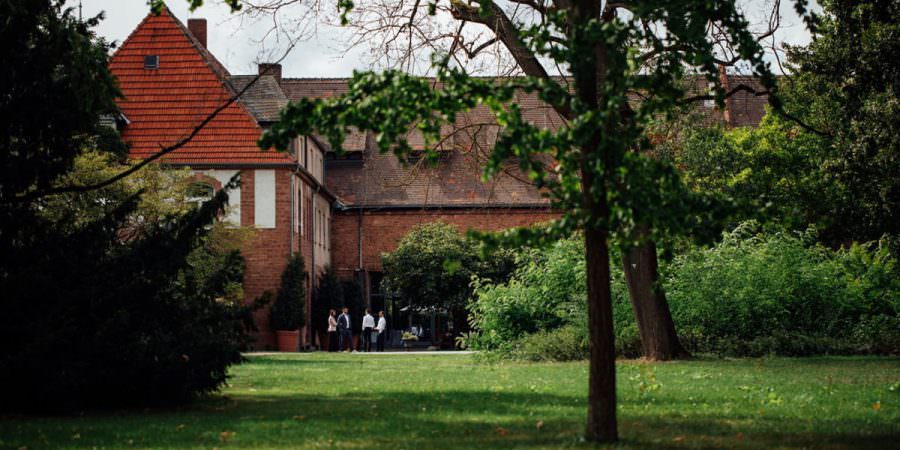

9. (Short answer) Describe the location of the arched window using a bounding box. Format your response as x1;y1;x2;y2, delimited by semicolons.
187;181;215;206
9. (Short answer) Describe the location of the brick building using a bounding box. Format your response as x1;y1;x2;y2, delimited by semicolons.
110;8;767;349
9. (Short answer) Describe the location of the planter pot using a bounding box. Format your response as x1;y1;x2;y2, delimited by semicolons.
275;330;300;352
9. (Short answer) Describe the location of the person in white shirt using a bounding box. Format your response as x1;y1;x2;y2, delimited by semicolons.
375;311;388;352
361;309;375;352
327;309;338;352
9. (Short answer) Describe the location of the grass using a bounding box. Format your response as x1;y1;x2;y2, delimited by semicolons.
1;354;897;449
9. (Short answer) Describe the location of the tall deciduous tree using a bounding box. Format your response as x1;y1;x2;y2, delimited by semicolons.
253;1;813;441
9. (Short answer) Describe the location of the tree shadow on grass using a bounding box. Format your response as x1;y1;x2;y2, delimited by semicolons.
1;390;895;449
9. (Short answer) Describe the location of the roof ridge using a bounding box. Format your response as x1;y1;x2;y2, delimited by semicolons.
280;77;353;81
157;6;274;129
109;3;161;61
163;5;233;83
109;4;295;164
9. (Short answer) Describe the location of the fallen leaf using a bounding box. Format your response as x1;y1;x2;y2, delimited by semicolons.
220;431;236;443
292;415;306;421
872;401;881;411
736;432;745;440
535;420;544;430
672;436;686;442
495;427;508;436
175;424;186;431
71;434;80;440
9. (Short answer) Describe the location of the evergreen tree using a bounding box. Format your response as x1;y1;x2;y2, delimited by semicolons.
271;254;307;331
0;0;255;411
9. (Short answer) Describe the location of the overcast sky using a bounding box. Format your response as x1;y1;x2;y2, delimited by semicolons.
73;0;819;78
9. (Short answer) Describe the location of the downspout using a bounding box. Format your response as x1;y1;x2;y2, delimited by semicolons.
308;137;315;284
306;135;325;349
306;136;317;349
357;209;363;271
291;139;301;349
289;173;295;256
357;206;363;295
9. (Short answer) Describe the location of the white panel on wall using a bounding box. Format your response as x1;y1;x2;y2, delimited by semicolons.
204;170;241;225
254;169;277;228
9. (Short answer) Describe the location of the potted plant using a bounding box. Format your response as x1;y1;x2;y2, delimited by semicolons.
401;332;419;351
270;254;306;352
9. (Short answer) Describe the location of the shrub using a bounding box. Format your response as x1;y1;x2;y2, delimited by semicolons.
513;325;589;362
466;223;900;360
0;196;258;411
270;254;307;331
463;238;585;352
665;223;899;356
463;236;637;359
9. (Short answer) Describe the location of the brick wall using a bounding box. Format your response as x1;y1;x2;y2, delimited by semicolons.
239;168;318;349
330;208;559;278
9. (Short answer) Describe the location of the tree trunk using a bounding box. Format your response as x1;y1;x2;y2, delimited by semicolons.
584;226;618;442
622;223;690;360
570;0;617;440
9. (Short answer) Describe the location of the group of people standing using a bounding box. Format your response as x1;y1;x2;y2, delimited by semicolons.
327;308;387;352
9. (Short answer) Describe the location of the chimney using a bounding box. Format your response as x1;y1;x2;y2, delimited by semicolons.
188;18;207;48
258;63;282;84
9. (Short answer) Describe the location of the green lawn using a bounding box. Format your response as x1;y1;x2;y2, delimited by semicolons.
1;354;897;449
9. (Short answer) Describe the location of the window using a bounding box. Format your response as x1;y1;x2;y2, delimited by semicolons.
254;170;276;228
186;181;215;209
296;185;303;235
703;82;716;108
187;181;214;199
144;55;159;69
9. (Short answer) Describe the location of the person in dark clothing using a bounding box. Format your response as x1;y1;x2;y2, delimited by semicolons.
337;307;352;352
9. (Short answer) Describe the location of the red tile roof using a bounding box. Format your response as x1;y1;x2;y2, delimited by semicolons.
109;8;293;165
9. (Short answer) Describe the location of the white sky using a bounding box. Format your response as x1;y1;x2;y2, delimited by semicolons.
72;0;819;78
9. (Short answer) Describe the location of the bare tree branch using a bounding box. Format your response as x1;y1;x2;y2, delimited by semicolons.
450;0;574;119
449;0;551;82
